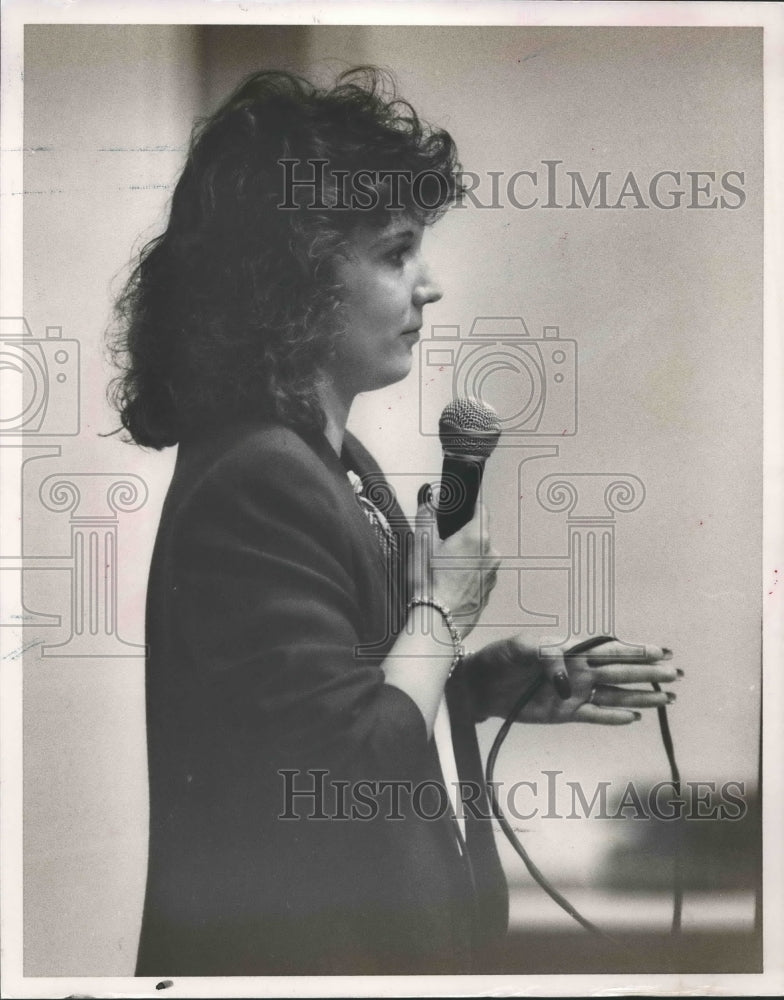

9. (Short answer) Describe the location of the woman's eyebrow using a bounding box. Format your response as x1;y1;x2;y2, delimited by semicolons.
370;228;417;249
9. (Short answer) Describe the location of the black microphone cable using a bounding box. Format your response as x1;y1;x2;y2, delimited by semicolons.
652;678;683;934
484;634;683;945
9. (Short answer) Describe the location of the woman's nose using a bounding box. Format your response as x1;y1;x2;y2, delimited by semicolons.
413;264;443;307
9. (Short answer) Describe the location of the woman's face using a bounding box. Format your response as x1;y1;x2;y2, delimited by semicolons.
325;215;443;398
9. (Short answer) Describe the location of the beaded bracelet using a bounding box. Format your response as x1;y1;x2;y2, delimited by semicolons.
406;596;464;677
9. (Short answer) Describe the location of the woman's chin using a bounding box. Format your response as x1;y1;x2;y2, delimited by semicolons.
386;358;414;389
360;358;414;394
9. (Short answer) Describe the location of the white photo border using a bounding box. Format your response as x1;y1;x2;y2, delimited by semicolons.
1;2;782;997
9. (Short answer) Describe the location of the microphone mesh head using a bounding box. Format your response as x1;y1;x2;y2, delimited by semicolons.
438;397;501;459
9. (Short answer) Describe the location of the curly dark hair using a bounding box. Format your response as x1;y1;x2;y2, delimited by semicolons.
108;67;463;449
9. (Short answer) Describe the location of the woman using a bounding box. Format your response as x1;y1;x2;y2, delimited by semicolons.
110;68;678;976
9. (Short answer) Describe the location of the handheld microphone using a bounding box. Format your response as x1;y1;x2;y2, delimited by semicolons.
434;397;501;539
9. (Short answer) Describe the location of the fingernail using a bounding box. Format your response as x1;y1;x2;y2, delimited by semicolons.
662;648;674;660
417;483;432;506
666;691;677;703
553;671;571;700
676;668;685;678
632;711;642;721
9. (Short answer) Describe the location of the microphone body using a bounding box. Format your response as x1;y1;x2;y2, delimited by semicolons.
437;454;484;540
436;398;501;540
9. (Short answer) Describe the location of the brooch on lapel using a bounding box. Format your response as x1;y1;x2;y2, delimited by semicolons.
346;470;399;560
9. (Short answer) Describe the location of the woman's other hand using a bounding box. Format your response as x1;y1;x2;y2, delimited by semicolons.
465;635;680;725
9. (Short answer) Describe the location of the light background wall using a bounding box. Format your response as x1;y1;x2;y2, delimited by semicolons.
20;24;761;974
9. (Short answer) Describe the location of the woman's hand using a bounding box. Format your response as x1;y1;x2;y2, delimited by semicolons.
410;494;501;639
465;635;680;725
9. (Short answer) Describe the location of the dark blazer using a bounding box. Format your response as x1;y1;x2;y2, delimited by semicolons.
136;420;508;977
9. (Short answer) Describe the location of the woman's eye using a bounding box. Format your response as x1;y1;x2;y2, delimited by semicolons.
387;245;410;267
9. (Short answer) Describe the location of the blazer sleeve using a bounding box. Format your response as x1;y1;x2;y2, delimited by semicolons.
168;428;430;781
